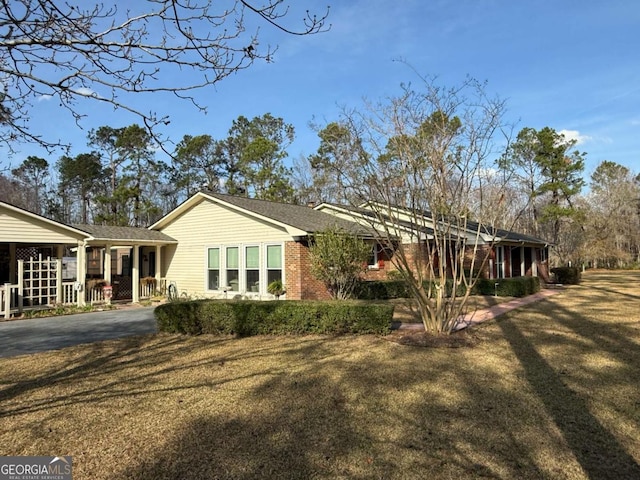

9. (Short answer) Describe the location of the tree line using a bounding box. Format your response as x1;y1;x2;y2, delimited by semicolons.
1;111;639;269
0;113;297;227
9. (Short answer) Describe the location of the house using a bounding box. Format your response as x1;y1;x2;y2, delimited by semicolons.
149;192;550;301
0;200;176;317
314;202;551;282
1;192;551;317
149;191;372;301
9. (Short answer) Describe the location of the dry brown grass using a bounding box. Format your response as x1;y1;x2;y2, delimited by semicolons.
1;271;639;479
391;294;515;323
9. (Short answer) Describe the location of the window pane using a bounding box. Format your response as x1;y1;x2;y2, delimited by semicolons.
208;248;219;269
246;246;259;269
246;270;260;292
208;270;219;290
267;245;282;269
267;269;282;285
368;244;377;266
227;270;239;290
226;247;239;268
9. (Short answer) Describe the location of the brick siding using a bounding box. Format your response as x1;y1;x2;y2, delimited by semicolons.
284;240;331;300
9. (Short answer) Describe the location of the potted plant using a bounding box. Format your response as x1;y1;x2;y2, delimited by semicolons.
267;279;286;299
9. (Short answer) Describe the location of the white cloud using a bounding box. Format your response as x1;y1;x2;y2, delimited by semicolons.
74;87;97;97
37;94;53;102
558;129;592;145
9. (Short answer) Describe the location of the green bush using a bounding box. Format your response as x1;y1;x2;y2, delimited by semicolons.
155;300;394;336
474;276;540;297
354;280;409;300
550;266;581;285
355;279;469;300
354;276;542;300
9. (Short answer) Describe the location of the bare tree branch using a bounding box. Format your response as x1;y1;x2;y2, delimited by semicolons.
0;0;330;152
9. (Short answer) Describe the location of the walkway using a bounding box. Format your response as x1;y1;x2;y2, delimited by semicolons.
396;289;561;332
0;305;157;358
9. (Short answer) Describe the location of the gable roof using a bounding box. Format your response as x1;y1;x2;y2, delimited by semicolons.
0;200;90;241
150;191;372;237
316;201;550;246
73;224;177;244
315;202;437;240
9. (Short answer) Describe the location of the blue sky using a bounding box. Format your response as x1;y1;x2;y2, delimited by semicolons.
3;0;639;180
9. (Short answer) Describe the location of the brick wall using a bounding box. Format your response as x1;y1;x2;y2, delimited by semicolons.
284;240;331;300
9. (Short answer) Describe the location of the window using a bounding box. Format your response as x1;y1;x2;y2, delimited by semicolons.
205;243;284;294
245;246;260;292
207;248;220;290
368;244;379;268
495;246;505;279
266;245;282;285
226;247;239;291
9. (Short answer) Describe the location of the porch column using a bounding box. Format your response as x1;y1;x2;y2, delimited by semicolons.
76;241;87;306
132;244;140;303
155;245;162;290
9;243;16;283
104;243;112;285
56;244;64;259
520;246;525;277
532;248;538;277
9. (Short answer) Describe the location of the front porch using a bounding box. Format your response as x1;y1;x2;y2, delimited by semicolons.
0;244;171;319
0;201;177;319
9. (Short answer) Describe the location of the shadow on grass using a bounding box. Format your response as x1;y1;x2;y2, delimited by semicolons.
0;334;313;419
118;360;370;479
497;315;640;478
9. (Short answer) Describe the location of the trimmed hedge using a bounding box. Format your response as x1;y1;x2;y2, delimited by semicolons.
355;276;540;300
474;276;540;297
354;280;409;300
551;266;581;285
155;299;394;336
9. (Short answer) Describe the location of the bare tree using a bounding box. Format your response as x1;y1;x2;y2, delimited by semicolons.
0;1;329;151
316;77;513;334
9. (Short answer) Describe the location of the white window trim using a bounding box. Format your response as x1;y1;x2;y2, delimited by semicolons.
495;246;505;279
244;244;261;295
205;243;285;296
368;243;380;270
205;246;221;292
265;243;285;297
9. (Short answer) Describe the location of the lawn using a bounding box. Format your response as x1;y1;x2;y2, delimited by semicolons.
1;271;639;479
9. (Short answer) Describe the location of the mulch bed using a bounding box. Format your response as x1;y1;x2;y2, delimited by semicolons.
385;327;480;348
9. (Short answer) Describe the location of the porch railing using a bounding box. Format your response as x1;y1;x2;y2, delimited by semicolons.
1;282;21;319
62;282;78;305
86;286;105;304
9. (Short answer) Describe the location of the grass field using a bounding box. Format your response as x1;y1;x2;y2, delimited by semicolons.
1;271;639;479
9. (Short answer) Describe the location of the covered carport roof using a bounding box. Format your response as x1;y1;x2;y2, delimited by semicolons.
73;224;177;245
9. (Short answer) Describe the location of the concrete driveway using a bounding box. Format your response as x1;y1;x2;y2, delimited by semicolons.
0;306;158;358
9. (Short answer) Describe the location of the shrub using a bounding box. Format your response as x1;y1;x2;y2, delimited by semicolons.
474;276;540;297
354;280;409;300
355;279;469;300
550;266;581;285
155;300;394;336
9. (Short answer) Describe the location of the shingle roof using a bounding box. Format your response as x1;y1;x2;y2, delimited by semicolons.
320;202;550;246
73;224;177;243
203;192;372;235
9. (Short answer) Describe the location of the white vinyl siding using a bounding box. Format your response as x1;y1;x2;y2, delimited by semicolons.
0;207;86;244
159;198;293;296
